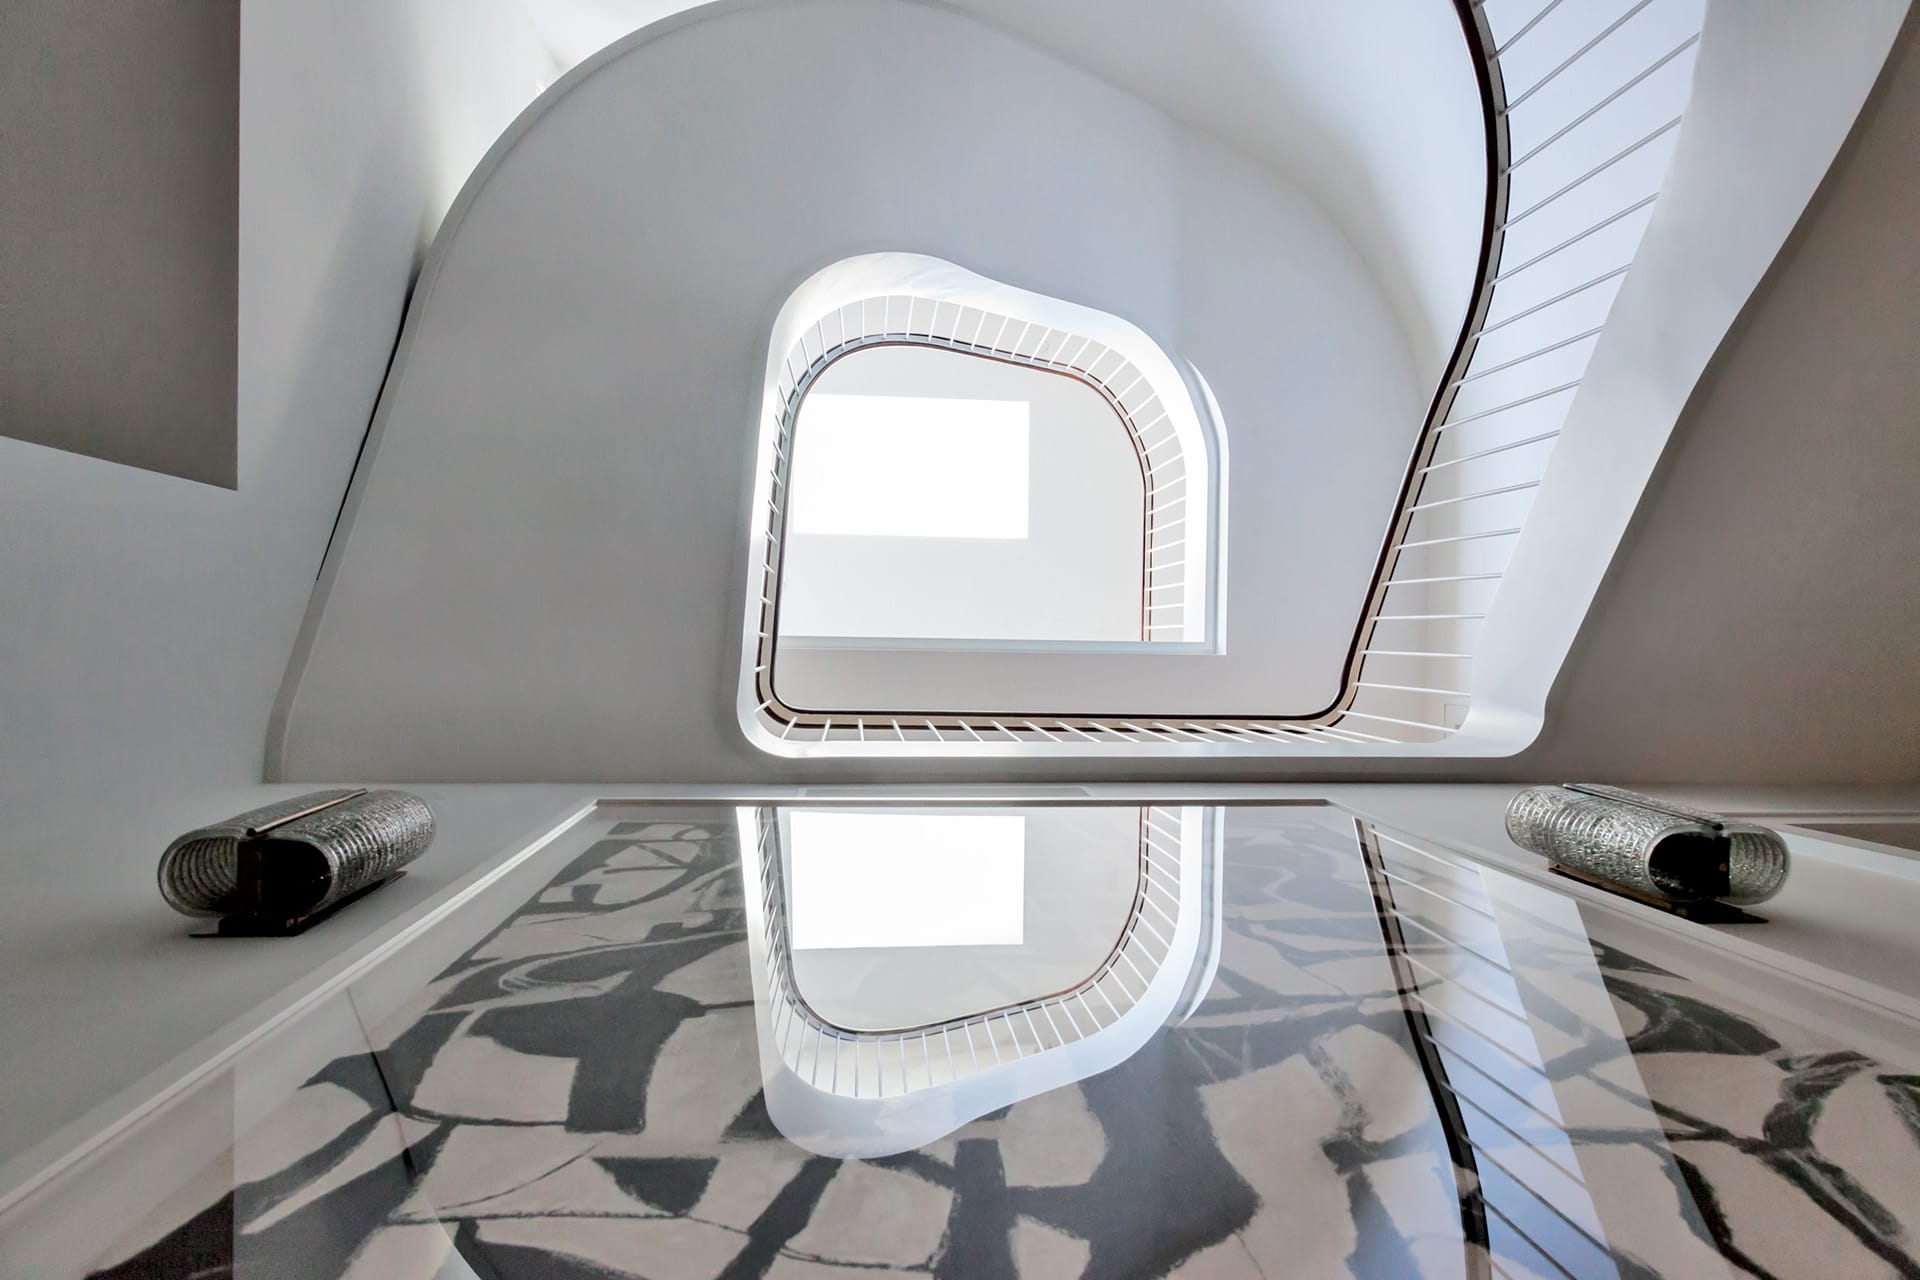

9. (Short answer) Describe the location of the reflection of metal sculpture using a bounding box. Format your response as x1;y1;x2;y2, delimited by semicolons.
1505;784;1789;907
158;789;433;932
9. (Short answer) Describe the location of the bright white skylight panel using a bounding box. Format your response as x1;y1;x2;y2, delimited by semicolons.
789;394;1030;538
788;811;1025;949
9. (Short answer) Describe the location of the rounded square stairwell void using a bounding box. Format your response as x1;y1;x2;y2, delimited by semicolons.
778;346;1144;645
774;807;1150;1033
738;252;1228;756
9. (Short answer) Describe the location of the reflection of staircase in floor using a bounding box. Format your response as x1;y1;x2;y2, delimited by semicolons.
1359;819;1612;1279
749;806;1195;1098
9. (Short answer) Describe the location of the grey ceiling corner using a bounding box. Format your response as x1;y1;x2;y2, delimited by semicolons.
0;0;240;488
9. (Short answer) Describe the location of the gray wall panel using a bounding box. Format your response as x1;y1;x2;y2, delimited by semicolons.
0;0;239;486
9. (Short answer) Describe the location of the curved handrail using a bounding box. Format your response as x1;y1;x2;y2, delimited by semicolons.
746;0;1704;750
1329;0;1511;740
748;289;1207;729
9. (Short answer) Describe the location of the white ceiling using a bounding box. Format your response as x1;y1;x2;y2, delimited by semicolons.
512;0;1484;384
518;0;694;66
941;0;1485;383
274;0;1429;775
262;0;1918;783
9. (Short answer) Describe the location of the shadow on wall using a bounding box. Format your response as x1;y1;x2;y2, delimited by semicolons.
1534;7;1920;785
0;1;240;485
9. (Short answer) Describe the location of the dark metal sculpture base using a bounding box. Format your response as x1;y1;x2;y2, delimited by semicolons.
190;871;407;938
1548;863;1766;924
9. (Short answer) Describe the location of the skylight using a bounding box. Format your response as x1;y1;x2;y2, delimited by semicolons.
789;394;1031;539
775;346;1142;643
787;811;1025;950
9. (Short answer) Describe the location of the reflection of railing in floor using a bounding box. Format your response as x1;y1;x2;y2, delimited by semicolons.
750;807;1185;1099
1358;820;1615;1280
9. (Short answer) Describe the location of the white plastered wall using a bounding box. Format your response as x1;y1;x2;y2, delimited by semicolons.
274;0;1429;779
273;0;1915;779
508;0;1489;388
0;0;562;1161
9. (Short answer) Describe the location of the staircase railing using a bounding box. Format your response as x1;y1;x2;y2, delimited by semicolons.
744;0;1705;751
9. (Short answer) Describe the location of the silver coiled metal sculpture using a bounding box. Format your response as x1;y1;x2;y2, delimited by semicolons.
1505;784;1788;906
158;789;434;926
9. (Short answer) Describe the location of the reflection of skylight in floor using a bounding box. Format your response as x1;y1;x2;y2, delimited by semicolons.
789;811;1025;949
789;394;1030;538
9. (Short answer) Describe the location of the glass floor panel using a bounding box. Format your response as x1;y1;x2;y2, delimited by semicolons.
776;805;1148;1032
15;800;1919;1279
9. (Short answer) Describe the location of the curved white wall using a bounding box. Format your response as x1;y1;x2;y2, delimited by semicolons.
271;0;1915;784
515;0;1487;385
0;0;574;1160
946;0;1487;384
275;0;1426;779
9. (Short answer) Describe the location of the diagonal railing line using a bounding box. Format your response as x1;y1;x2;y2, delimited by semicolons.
745;0;1702;751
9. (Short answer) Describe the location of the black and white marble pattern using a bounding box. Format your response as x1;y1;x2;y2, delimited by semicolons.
87;808;1920;1279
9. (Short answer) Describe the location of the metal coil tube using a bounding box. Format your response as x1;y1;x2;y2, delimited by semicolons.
157;789;365;916
157;789;432;920
1505;785;1788;906
276;790;435;915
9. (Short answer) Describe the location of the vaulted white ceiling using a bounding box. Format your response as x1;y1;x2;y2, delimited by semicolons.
507;0;1484;384
273;0;1435;777
940;0;1485;383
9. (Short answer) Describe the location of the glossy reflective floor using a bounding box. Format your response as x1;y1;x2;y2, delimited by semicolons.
780;806;1143;1032
80;804;1920;1278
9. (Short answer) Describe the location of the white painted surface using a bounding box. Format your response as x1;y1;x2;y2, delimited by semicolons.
400;0;562;236
517;0;700;67
277;0;1911;773
1458;0;1913;759
947;0;1486;384
278;0;1423;776
510;0;1486;384
1361;0;1709;735
1511;3;1920;784
0;0;570;1164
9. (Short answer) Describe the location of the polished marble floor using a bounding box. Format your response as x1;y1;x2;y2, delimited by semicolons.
81;805;1920;1278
